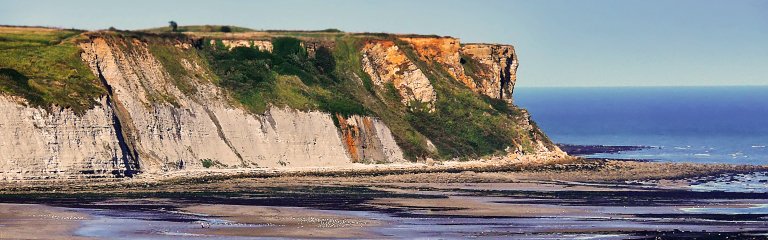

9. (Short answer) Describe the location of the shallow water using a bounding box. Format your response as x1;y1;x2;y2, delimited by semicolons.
53;203;768;239
3;182;767;239
515;86;768;164
689;172;768;193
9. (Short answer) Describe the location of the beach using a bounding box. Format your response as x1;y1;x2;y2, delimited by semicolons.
1;158;767;239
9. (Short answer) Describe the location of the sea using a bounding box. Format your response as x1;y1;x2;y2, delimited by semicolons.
514;86;768;165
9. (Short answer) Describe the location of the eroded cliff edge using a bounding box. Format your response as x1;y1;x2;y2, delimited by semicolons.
0;26;563;180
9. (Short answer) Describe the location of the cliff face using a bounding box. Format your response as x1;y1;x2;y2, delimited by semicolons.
399;37;468;86
398;37;518;102
0;27;562;180
460;44;518;102
0;96;127;180
361;40;437;110
336;114;405;163
76;36;404;174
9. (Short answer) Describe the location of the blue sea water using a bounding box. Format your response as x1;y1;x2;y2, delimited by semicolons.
514;86;768;165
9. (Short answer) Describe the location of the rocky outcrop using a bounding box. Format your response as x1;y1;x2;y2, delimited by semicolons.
361;40;436;110
211;39;273;52
336;114;405;163
399;37;474;89
460;44;518;102
210;39;334;58
399;37;518;103
303;40;335;58
514;109;567;158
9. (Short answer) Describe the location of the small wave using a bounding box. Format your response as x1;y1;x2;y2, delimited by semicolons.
160;232;205;236
694;153;711;157
752;145;766;148
574;235;625;240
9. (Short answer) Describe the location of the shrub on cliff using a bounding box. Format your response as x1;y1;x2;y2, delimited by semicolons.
272;37;306;59
207;47;275;94
202;41;366;116
314;46;335;74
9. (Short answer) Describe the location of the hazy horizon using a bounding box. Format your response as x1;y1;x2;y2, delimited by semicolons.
1;0;766;87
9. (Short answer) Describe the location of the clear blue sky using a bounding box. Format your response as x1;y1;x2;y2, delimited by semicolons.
1;0;766;87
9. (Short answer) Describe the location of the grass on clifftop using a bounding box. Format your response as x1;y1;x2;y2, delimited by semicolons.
0;27;105;114
144;25;255;33
201;36;367;116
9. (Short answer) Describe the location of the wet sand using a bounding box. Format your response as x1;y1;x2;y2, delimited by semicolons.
0;203;89;240
183;205;381;238
367;196;584;217
0;159;766;239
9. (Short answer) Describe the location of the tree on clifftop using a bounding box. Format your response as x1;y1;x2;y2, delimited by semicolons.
169;21;178;32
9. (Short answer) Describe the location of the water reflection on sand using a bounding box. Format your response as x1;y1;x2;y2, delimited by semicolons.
2;175;768;239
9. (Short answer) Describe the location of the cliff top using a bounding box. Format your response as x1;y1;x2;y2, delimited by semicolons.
1;25;511;46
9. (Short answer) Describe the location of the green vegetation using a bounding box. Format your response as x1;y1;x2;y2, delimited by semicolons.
200;158;227;168
332;36;376;95
145;25;255;33
459;54;486;88
272;37;307;58
146;41;211;96
0;27;105;114
0;68;43;105
201;36;367;116
313;46;335;73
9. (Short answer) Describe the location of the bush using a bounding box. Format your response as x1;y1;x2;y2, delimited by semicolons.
201;159;214;168
201;158;227;168
220;26;232;33
208;47;275;95
272;37;306;59
314;46;335;74
202;37;366;116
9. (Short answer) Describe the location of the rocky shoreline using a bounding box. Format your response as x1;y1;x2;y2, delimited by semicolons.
1;157;765;192
556;144;655;156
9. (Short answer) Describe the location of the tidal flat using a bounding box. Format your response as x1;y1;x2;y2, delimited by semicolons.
1;159;768;239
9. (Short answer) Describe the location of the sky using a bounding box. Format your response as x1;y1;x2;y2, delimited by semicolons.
1;0;766;87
